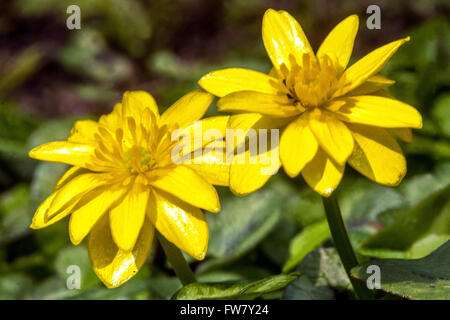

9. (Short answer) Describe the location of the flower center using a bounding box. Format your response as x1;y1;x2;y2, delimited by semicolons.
278;53;340;109
124;145;156;174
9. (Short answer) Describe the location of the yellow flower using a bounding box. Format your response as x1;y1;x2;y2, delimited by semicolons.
199;9;422;197
29;89;230;288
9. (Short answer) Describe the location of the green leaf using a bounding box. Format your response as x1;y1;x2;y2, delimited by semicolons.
205;184;286;265
283;220;330;272
54;245;100;290
282;276;334;300
148;277;182;300
432;93;450;138
173;273;300;300
261;217;299;267
68;279;148;300
30;276;75;300
0;274;33;299
27;117;82;149
0;184;31;244
359;184;450;259
351;241;450;300
287;188;325;227
297;248;351;291
30;162;69;205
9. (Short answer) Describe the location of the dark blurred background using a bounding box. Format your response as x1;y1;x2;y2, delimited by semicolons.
0;0;449;300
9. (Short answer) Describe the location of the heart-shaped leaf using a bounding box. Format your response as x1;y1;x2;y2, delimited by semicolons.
351;241;450;300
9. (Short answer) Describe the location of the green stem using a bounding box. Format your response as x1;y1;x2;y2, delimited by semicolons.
157;232;196;286
322;194;374;300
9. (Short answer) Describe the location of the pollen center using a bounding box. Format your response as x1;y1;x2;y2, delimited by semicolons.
278;53;340;109
124;145;156;174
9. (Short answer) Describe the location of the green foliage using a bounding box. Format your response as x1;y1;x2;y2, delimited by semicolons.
0;185;31;245
352;241;450;300
359;164;450;259
173;273;300;300
0;1;448;301
283;248;350;300
203;183;286;268
283;220;330;272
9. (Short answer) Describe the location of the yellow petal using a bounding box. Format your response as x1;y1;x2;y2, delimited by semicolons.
88;215;154;288
317;15;359;73
30;192;80;229
332;95;423;128
187;140;230;186
217;91;299;117
230;145;280;196
346;75;395;96
268;67;279;78
122;90;160;122
148;190;208;260
198;68;280;97
99;103;123;131
148;165;220;213
307;109;354;165
160;90;214;129
47;172;114;218
348;124;406;186
177;115;230;153
280;115;318;177
29;142;95;167
227;113;291;133
67;120;99;145
262;9;313;72
301;148;345;197
30;193;59;229
336;37;410;96
54;166;86;190
69;184;127;245
109;180;150;251
387;128;413;143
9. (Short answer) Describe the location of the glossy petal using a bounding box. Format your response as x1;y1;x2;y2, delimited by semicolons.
308;109;354;165
262;9;313;72
217;91;299;117
317;15;359;73
335;37;409;96
332;95;423;128
280;115;318;177
187;140;230;186
109;180;150;251
148;165;220;213
148;190;208;260
346;75;395;96
30;193;60;229
46;172;114;218
88;215;154;288
30;191;81;229
160;90;214;129
348;124;406;186
69;184;127;245
29;142;95;167
198;68;280;97
301;148;345;197
229;145;280;196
